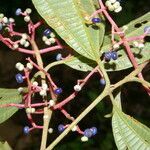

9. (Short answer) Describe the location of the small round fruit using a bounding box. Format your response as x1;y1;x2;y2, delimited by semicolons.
90;127;98;136
111;51;118;60
15;73;24;83
100;78;106;85
144;26;150;34
43;28;52;37
84;129;93;138
104;52;112;61
92;18;101;23
23;126;30;134
54;88;63;95
58;124;65;132
15;8;22;16
56;53;62;61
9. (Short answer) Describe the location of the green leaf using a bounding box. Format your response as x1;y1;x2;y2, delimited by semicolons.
32;0;105;61
112;106;150;150
0;88;22;124
101;12;150;71
63;55;96;72
0;141;12;150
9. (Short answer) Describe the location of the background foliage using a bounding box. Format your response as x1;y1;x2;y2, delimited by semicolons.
0;0;149;149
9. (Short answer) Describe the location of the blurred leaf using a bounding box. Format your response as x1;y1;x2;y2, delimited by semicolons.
32;0;105;61
112;104;150;150
0;88;22;124
0;141;12;150
101;12;150;71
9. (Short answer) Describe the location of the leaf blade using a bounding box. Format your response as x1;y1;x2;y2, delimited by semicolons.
32;0;105;61
112;106;150;150
0;88;22;124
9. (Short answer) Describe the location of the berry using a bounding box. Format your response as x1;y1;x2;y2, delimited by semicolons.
114;6;122;13
15;73;24;83
43;29;52;37
74;84;82;92
84;129;93;138
23;126;30;134
0;23;3;30
15;8;22;16
56;53;62;61
81;136;88;142
100;78;106;85
24;16;30;22
104;52;112;61
54;88;62;95
111;51;118;60
90;127;98;136
92;18;101;23
144;26;150;34
58;124;65;132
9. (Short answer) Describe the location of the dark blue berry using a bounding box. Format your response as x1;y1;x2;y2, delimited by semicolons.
92;18;101;23
23;126;30;134
15;8;22;16
43;29;52;37
111;51;118;60
144;26;150;34
54;88;62;95
104;52;112;61
15;73;24;83
58;124;65;132
84;129;93;138
90;127;97;136
100;78;106;85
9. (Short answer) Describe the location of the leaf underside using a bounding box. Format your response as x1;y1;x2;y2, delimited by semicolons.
0;88;22;124
65;12;150;72
32;0;105;61
112;106;150;150
102;12;150;71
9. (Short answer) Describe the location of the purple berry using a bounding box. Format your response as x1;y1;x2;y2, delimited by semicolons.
58;124;65;132
92;18;101;23
100;78;106;85
54;88;62;95
144;26;150;34
104;52;112;61
90;127;98;136
84;129;93;138
23;126;30;134
15;73;24;83
15;8;22;16
111;51;118;60
43;29;52;37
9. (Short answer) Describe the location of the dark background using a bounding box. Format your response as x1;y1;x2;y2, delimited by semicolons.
0;0;150;150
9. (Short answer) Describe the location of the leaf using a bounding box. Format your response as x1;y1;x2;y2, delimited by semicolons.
101;12;150;71
0;88;22;124
0;141;12;150
112;106;150;150
32;0;105;61
63;55;96;72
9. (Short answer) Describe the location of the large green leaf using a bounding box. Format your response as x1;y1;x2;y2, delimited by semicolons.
0;141;12;150
0;88;22;124
32;0;105;61
112;106;150;150
63;12;150;72
101;12;150;71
